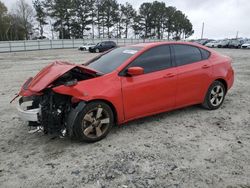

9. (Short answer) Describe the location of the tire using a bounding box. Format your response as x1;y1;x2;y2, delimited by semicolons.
95;48;100;53
73;101;114;142
202;81;226;110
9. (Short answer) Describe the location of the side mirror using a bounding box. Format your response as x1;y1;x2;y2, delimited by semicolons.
127;67;144;76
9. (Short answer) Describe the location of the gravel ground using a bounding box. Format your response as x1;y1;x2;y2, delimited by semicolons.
0;48;249;188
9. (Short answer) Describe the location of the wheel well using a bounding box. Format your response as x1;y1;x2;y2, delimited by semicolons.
215;79;228;92
87;99;118;124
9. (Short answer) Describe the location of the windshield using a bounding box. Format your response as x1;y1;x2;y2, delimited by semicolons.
86;46;142;74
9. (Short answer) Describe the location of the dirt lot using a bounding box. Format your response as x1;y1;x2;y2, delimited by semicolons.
0;48;249;188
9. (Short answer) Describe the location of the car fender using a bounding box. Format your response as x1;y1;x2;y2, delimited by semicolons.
52;72;125;124
210;55;234;91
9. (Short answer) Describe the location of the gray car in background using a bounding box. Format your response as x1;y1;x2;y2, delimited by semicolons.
218;39;230;48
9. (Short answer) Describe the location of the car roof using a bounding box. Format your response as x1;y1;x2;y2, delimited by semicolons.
129;41;207;49
128;41;219;56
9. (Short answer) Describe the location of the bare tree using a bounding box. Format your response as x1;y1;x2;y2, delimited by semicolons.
14;0;34;40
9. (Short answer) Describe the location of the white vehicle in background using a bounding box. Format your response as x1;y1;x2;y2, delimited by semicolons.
78;43;96;51
241;40;250;49
205;40;221;48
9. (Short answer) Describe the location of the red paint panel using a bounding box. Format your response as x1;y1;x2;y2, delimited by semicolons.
121;67;177;120
175;59;212;108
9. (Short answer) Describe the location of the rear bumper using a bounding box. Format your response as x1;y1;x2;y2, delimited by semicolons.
227;68;234;90
16;97;40;122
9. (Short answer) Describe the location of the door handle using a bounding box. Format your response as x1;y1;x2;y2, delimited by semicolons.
202;64;210;69
163;73;175;78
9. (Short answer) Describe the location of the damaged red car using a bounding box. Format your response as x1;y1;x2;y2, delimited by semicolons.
15;42;234;142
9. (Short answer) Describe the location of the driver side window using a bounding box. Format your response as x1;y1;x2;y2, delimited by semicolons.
128;45;172;74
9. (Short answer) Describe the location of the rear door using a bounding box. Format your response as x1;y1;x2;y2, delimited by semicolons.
121;45;177;120
171;44;212;107
100;42;108;51
107;42;113;49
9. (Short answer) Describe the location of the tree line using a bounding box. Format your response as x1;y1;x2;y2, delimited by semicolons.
0;0;194;41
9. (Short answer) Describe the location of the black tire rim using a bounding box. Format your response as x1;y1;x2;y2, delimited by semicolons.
81;106;110;139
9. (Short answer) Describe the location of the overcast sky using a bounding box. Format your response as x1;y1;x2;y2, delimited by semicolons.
2;0;250;39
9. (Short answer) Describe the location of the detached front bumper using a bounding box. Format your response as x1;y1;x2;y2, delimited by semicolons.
16;97;40;122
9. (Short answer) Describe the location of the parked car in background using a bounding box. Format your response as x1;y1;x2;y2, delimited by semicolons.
228;39;245;48
32;36;48;40
15;42;234;142
218;40;230;48
205;40;221;48
78;43;96;51
89;41;117;53
241;40;250;49
195;39;214;45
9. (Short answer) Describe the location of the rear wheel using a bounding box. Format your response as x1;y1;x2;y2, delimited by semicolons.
202;81;226;110
74;101;114;142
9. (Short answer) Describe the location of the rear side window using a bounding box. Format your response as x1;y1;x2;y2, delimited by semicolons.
200;48;210;60
173;44;202;66
128;45;172;74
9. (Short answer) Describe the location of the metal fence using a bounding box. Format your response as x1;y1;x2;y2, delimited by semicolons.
0;38;167;53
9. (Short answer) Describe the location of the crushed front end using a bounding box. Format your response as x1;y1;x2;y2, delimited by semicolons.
15;61;101;136
17;90;72;135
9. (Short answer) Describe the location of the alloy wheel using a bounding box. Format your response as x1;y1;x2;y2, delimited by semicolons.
210;85;224;107
81;106;110;138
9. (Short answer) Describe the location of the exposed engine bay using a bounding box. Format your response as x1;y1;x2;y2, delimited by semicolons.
20;92;70;135
17;65;99;136
53;67;95;86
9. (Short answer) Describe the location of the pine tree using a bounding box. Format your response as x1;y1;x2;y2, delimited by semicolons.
33;0;48;37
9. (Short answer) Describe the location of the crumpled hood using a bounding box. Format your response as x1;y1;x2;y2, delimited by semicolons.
19;61;99;95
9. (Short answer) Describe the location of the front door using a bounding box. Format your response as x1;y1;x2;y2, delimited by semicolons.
120;45;177;120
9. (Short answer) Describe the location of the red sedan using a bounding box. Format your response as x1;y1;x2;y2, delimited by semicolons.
16;42;234;142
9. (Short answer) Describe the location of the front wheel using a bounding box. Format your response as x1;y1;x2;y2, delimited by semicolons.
202;81;226;110
74;101;114;142
95;48;100;53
